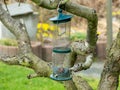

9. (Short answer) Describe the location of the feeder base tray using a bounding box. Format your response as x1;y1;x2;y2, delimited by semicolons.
50;74;72;81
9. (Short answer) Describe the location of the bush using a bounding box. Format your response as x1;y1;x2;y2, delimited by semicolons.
0;38;17;46
70;32;86;41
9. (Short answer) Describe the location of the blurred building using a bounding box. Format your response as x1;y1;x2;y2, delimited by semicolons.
0;2;39;40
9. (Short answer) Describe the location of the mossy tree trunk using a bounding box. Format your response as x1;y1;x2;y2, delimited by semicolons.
98;30;120;90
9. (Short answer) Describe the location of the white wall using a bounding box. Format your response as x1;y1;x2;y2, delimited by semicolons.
1;21;15;39
14;14;39;40
0;14;38;40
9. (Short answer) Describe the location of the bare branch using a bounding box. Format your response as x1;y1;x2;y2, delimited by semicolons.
61;0;69;4
0;56;20;65
69;41;93;72
0;52;52;78
36;0;98;50
69;54;93;72
82;54;93;69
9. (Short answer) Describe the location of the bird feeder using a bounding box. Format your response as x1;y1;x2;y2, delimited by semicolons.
49;9;73;81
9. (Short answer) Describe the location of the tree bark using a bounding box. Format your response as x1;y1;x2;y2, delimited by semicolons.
98;30;120;90
73;74;93;90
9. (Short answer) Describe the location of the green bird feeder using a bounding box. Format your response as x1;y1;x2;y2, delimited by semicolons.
49;9;73;81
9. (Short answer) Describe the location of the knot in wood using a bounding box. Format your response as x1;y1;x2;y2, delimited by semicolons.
71;40;90;54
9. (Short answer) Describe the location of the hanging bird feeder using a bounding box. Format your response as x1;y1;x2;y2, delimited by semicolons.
49;8;73;81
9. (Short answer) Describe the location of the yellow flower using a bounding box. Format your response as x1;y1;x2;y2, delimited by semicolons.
36;33;40;38
117;11;120;15
43;33;49;37
36;23;57;41
38;29;42;33
112;11;120;16
112;12;116;16
97;32;101;35
42;23;49;31
49;33;53;38
49;26;56;31
37;23;42;29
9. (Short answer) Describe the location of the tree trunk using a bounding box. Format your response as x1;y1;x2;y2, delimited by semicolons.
98;30;120;90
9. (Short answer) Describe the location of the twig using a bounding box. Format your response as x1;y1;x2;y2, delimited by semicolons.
4;0;9;13
18;0;21;6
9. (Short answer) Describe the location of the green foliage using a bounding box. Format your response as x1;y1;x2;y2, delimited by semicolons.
0;39;17;46
70;32;86;41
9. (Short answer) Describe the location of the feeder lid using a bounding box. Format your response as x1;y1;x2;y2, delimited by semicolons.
49;9;73;24
52;47;71;53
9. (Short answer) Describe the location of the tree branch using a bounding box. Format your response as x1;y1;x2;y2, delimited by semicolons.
0;52;52;78
72;74;93;90
0;56;20;65
33;0;98;51
69;41;94;72
70;54;93;72
0;3;51;78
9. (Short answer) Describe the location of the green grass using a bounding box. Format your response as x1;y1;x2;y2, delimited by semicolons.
83;74;120;90
0;62;65;90
0;62;119;90
70;32;86;41
83;77;99;90
84;76;120;90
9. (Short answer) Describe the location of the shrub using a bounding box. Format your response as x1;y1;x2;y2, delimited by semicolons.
0;38;17;46
70;32;86;41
